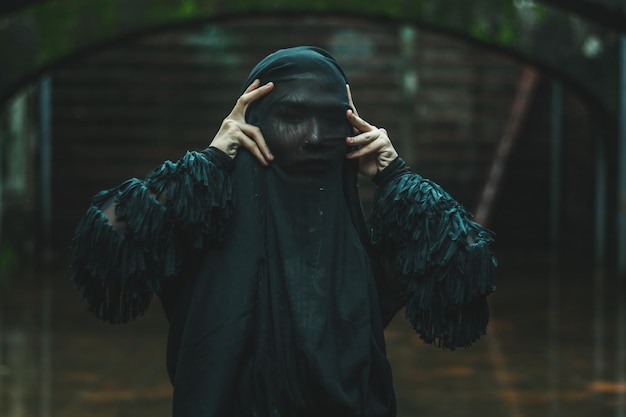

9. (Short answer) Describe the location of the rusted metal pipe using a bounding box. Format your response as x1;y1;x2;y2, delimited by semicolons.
474;66;539;227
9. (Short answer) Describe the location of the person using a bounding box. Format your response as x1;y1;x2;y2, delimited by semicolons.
70;46;496;417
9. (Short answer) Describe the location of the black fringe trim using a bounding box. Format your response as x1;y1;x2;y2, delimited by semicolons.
370;173;497;349
70;151;233;323
69;196;163;324
146;151;233;249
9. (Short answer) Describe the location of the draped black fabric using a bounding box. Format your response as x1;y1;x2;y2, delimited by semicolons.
70;46;496;417
164;47;397;416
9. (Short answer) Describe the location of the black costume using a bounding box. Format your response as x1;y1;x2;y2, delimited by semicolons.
70;47;496;417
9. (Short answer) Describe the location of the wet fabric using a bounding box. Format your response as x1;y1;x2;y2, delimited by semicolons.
69;46;496;417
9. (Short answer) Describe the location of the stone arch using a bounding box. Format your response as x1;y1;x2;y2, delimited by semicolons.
0;1;620;121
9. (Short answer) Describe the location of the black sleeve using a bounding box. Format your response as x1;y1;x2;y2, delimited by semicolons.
69;147;234;324
369;158;497;349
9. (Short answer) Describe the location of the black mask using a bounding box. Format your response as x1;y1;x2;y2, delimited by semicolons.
242;47;353;174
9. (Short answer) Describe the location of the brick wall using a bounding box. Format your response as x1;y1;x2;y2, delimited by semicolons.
51;16;595;254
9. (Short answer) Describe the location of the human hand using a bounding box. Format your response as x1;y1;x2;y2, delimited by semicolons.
345;85;398;178
210;79;274;166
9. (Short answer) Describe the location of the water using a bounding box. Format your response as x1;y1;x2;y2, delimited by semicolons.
0;252;623;416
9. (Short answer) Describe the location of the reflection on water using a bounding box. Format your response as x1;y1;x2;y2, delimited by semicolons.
0;252;625;417
390;252;626;417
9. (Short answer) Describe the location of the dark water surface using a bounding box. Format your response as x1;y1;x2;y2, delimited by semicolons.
0;251;624;417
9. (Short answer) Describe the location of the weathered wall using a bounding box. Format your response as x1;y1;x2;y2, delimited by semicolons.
49;17;596;254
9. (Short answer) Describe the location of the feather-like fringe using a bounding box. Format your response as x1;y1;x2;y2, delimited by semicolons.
370;174;497;349
70;151;233;323
69;191;163;324
146;151;233;249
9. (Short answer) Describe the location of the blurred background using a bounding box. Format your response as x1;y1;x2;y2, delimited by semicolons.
0;0;625;416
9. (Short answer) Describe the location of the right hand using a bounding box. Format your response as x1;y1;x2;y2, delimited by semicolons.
345;85;398;178
210;79;274;166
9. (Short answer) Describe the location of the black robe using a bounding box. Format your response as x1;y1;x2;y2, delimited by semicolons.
70;47;496;417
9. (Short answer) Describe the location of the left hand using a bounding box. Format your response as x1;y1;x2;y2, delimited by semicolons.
345;85;398;178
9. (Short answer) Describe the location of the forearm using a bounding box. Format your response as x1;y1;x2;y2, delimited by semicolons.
70;147;235;323
369;163;497;348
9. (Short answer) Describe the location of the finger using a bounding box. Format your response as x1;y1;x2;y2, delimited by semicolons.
238;132;270;166
347;109;375;133
240;123;273;160
346;84;359;117
239;81;274;107
347;129;380;147
243;79;261;95
346;138;386;160
230;81;274;120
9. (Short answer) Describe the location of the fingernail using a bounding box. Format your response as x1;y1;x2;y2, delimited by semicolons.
346;137;353;144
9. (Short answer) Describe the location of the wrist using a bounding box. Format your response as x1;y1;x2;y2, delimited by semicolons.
377;150;399;172
210;139;238;159
372;156;411;186
205;146;236;172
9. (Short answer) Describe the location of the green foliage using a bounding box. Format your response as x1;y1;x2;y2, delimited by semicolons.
31;1;78;63
179;0;199;17
469;16;490;40
497;23;515;44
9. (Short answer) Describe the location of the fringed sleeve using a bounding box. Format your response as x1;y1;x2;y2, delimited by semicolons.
370;158;497;349
69;147;234;324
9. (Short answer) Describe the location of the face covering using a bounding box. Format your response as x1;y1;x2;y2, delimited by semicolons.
168;47;396;417
242;46;354;174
